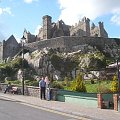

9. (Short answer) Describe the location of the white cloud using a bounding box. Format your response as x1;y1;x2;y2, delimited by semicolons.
58;0;120;25
0;22;10;41
34;25;41;35
111;8;120;25
0;7;12;15
24;0;38;4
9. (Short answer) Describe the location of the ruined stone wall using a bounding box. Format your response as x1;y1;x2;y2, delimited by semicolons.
64;37;116;52
25;37;65;52
25;36;118;53
63;36;104;52
70;22;86;36
27;34;36;43
90;27;99;37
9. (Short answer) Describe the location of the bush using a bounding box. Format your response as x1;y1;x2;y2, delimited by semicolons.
70;73;86;92
6;80;21;85
51;81;63;89
97;84;112;93
0;57;30;82
64;76;70;86
111;73;118;93
25;80;39;87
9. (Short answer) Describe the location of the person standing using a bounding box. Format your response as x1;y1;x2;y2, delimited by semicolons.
45;76;51;100
39;77;46;100
45;76;50;88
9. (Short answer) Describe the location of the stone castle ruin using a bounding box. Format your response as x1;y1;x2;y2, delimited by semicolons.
0;15;119;61
23;15;108;43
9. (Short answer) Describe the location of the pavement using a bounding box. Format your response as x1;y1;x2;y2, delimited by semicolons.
0;92;120;120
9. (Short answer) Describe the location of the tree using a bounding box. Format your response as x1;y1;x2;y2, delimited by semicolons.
71;73;86;92
111;73;118;93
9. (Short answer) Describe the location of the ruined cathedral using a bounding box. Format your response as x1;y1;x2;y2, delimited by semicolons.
23;15;108;43
0;15;119;61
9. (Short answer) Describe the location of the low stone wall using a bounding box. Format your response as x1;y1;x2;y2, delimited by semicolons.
0;83;29;95
27;86;40;98
0;83;8;92
0;83;57;100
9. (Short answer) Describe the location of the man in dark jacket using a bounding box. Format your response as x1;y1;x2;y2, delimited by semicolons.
39;77;46;100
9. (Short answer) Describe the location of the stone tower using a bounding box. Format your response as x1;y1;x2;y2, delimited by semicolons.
98;22;104;37
43;15;52;39
83;17;90;36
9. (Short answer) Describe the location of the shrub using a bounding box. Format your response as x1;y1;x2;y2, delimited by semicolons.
64;76;70;86
111;73;118;93
70;73;86;92
97;84;112;93
25;80;39;86
51;81;63;89
6;80;21;85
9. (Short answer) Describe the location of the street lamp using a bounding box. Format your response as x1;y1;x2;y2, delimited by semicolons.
21;35;26;95
115;47;120;94
116;59;120;93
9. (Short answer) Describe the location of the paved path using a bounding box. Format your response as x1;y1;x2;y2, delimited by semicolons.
0;93;120;120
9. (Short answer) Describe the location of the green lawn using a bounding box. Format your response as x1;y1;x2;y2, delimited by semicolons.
64;80;112;93
85;80;112;93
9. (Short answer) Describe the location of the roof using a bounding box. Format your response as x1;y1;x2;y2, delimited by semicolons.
107;62;120;68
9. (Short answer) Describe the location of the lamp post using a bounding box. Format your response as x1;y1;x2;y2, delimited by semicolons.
115;47;120;94
116;59;120;93
21;35;26;95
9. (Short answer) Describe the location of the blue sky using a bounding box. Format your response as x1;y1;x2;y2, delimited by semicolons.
0;0;120;42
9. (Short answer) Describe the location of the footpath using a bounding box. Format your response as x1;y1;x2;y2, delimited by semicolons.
0;92;120;120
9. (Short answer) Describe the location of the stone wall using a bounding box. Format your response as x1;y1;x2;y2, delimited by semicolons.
27;86;40;97
0;83;57;100
1;34;119;61
25;36;119;52
25;37;65;52
0;35;20;61
3;35;20;59
0;83;40;97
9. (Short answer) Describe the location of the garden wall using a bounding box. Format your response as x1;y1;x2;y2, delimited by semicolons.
57;90;98;108
0;83;57;100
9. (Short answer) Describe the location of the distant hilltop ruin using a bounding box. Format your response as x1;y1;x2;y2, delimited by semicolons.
23;15;108;43
0;15;119;61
